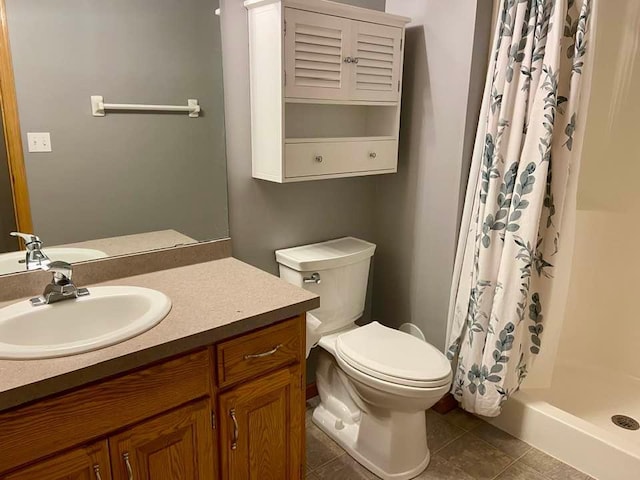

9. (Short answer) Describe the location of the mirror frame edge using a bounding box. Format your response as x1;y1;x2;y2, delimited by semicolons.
0;0;32;243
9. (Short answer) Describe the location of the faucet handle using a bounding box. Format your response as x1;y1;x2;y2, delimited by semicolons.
42;261;73;284
10;231;42;247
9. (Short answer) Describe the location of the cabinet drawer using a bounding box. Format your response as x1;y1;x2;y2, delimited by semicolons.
285;139;397;179
216;316;302;389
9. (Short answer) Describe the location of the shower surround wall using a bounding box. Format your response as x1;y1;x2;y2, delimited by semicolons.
555;0;640;429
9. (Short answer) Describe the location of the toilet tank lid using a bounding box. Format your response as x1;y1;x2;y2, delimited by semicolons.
275;237;376;271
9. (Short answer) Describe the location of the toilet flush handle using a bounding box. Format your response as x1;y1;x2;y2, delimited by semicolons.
303;273;321;284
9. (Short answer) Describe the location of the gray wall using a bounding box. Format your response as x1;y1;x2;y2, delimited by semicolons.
0;115;18;253
221;0;491;359
372;0;493;350
221;0;384;385
220;0;384;277
7;0;229;246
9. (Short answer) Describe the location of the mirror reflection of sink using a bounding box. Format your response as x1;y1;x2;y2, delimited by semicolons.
0;286;171;359
0;248;108;275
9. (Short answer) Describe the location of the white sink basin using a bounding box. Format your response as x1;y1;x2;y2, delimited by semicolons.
0;248;108;275
0;286;171;359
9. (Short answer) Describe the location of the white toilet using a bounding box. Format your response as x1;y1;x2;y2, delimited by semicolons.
276;237;452;480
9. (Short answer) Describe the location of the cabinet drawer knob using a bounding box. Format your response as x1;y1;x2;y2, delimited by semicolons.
244;344;283;360
369;152;377;159
315;155;323;163
93;465;103;480
230;408;239;450
123;452;134;480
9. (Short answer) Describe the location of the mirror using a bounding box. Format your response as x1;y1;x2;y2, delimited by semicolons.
0;0;228;275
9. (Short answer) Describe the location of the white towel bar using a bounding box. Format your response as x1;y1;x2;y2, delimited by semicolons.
90;95;200;117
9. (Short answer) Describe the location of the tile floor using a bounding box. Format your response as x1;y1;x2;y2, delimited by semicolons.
305;399;596;480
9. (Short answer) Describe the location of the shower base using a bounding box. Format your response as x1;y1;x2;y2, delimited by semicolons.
489;363;640;480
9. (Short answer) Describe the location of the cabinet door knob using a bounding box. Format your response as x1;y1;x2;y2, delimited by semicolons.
369;152;377;159
315;155;323;163
123;452;134;480
230;408;239;450
93;465;103;480
343;56;353;63
353;57;359;64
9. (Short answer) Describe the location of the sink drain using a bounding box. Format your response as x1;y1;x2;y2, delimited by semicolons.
612;415;640;431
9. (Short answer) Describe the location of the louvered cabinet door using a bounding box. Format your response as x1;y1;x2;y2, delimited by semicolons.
349;21;403;102
284;8;351;100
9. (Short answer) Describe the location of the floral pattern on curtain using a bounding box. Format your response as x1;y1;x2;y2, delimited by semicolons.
446;0;595;416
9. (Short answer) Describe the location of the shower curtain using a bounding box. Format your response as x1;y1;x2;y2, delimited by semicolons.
446;0;595;417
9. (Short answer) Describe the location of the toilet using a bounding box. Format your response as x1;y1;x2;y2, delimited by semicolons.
276;237;452;480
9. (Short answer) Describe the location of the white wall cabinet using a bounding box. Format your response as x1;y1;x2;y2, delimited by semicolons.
245;0;410;183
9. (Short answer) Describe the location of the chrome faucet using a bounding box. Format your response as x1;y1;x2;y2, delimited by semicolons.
30;261;90;306
10;232;51;270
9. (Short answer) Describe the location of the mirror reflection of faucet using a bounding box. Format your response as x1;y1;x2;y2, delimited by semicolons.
10;232;51;271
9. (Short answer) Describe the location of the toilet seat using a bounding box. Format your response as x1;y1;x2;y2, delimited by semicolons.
335;322;452;388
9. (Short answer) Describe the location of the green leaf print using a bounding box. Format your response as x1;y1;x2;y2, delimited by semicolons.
572;0;591;75
481;162;518;247
465;281;492;347
528;293;544;354
489;322;515;377
564;112;576;151
480;134;500;205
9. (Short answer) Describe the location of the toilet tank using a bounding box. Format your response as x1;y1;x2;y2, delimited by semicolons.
276;237;376;334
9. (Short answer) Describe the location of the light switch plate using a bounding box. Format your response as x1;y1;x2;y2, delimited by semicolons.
27;132;52;152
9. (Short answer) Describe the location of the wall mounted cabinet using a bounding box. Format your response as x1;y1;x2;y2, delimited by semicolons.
245;0;410;183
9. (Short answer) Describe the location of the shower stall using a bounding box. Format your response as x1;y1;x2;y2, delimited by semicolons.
489;2;640;479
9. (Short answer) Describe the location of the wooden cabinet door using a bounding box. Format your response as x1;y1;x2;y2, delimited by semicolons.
109;400;215;480
349;20;403;102
284;8;352;101
4;440;110;480
218;366;304;480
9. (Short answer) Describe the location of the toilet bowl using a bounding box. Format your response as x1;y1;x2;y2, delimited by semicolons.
276;237;452;480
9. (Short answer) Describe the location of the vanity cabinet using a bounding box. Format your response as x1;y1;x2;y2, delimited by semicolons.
0;315;306;480
245;0;410;183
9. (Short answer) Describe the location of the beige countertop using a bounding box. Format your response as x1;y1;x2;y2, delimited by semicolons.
0;257;318;412
59;229;197;257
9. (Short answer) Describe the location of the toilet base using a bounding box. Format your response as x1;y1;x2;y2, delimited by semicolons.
312;403;431;480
